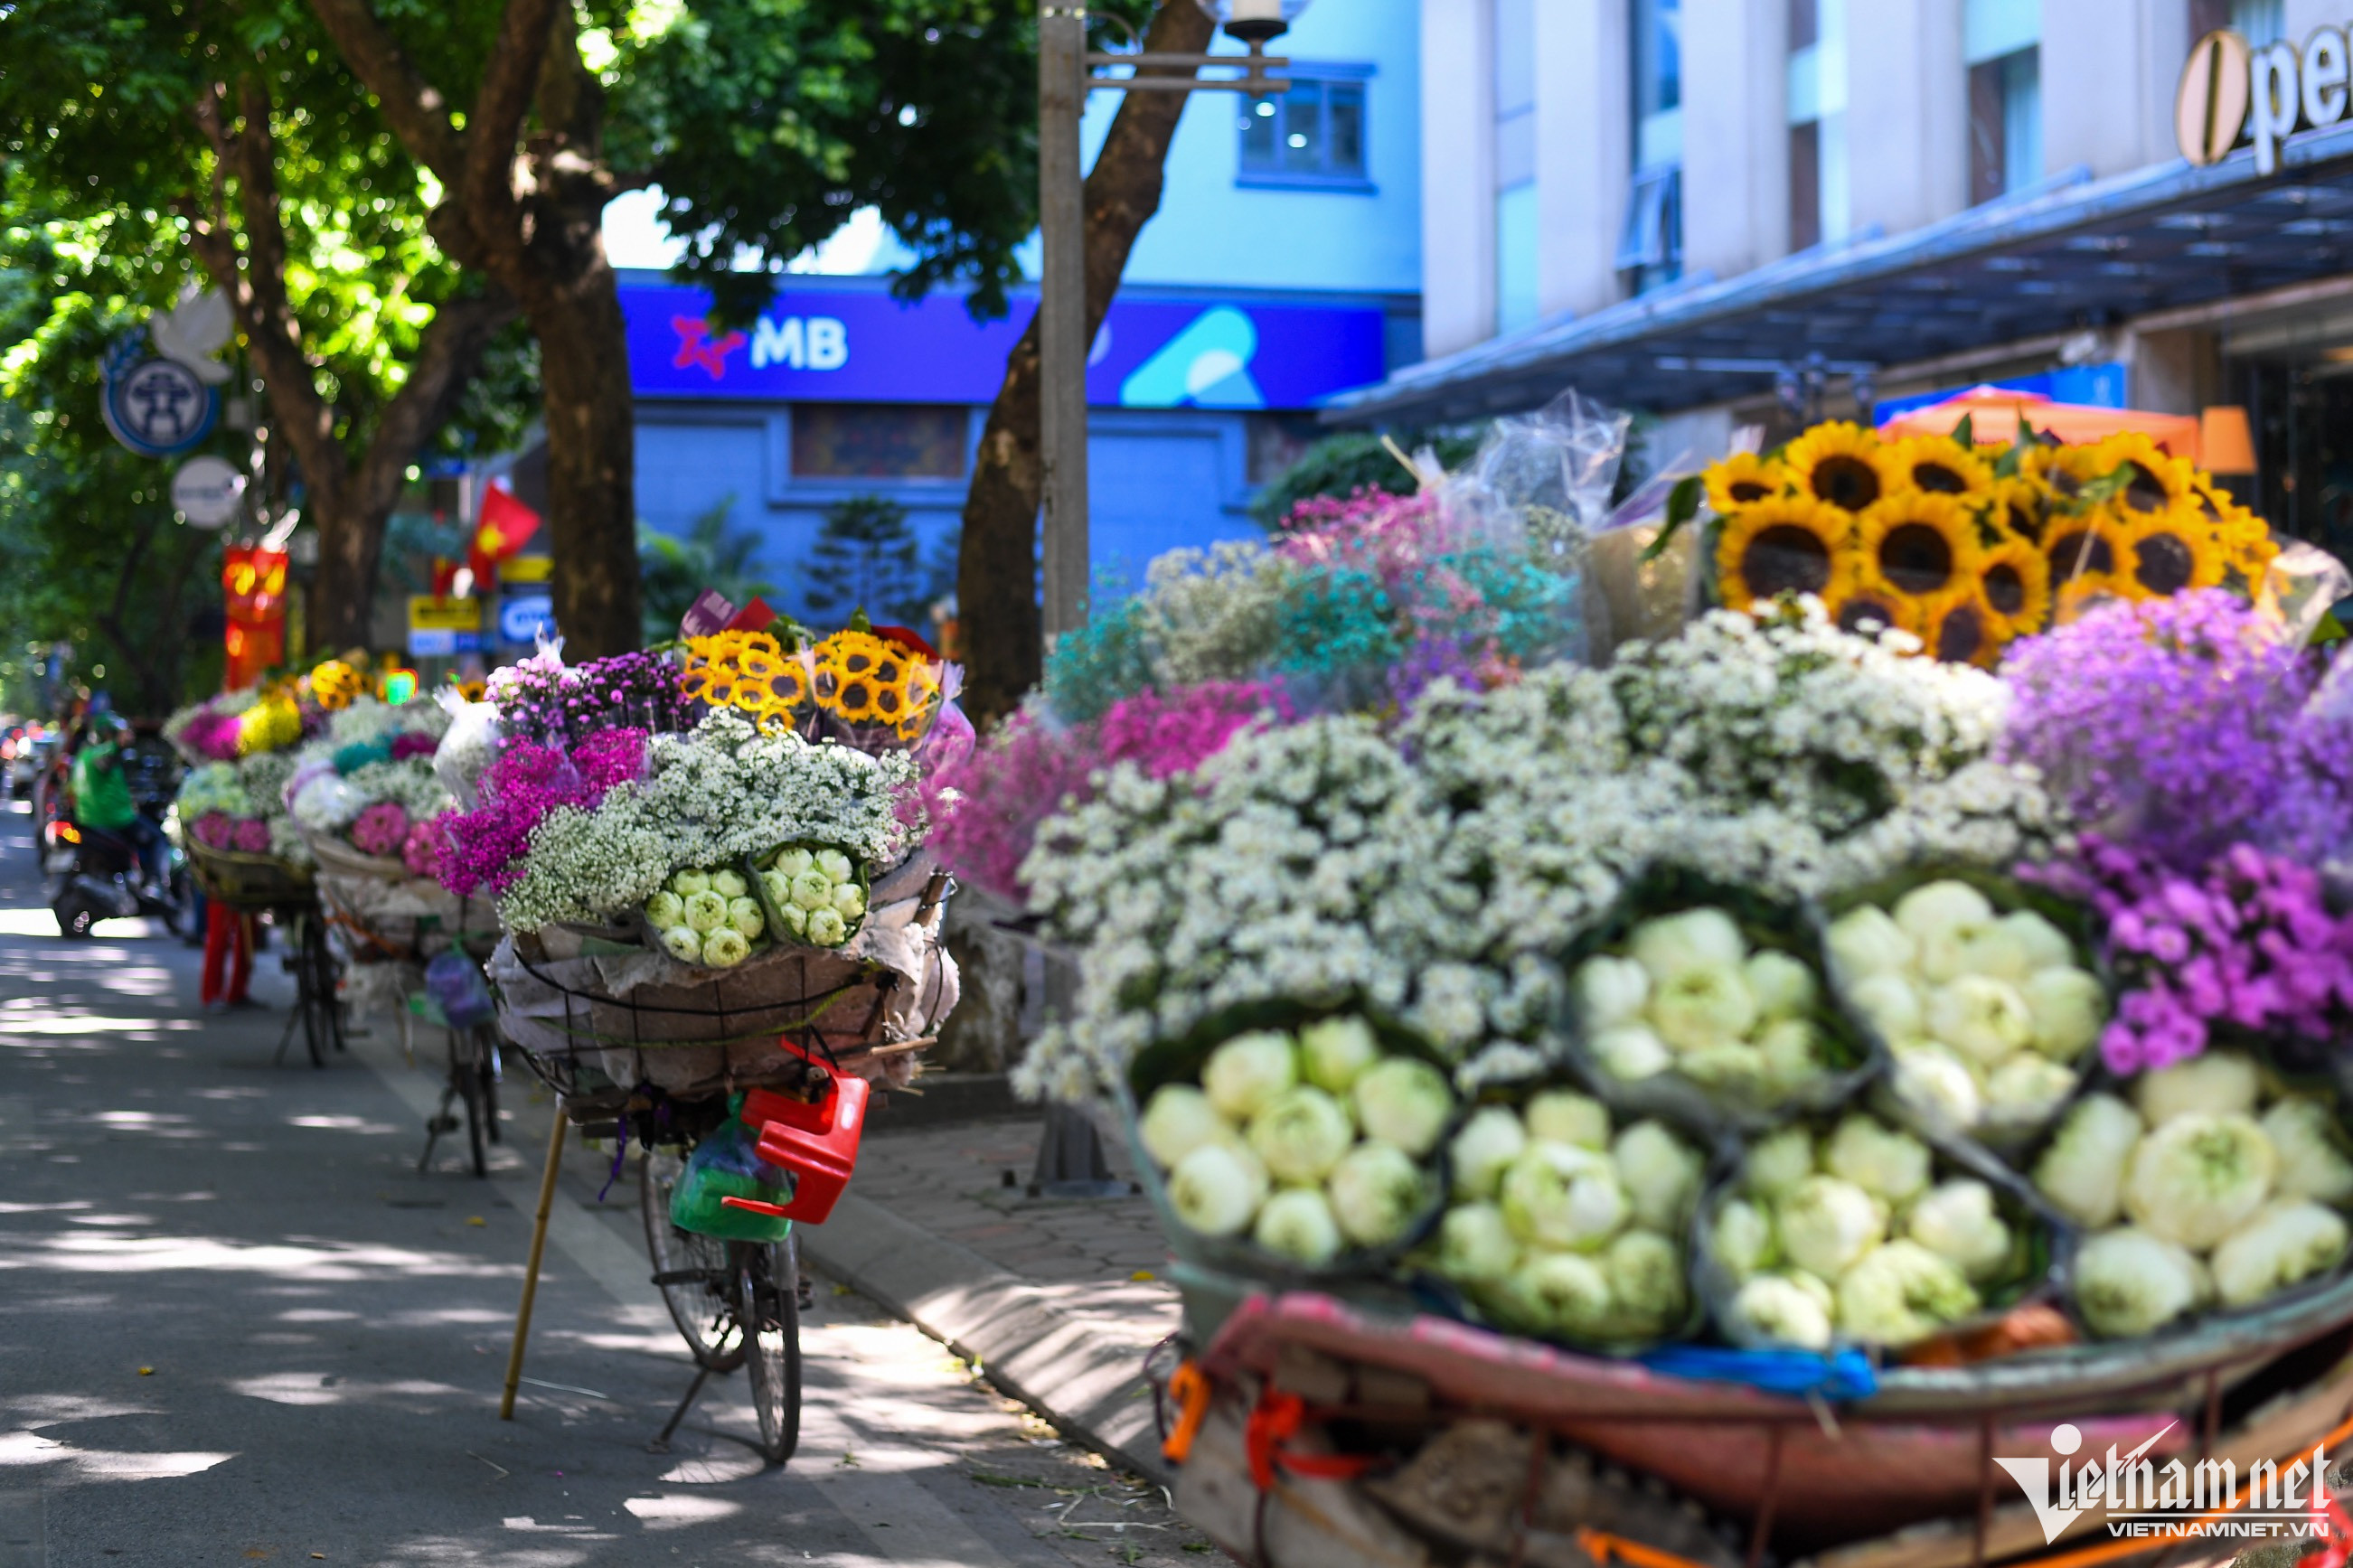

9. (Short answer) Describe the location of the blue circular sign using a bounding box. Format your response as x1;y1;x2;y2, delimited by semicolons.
498;594;556;644
101;358;218;458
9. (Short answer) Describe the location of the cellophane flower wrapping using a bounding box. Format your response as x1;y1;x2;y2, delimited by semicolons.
1016;597;2060;1103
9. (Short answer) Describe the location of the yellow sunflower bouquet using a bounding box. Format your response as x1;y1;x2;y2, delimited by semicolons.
808;621;952;750
679;629;814;736
1700;420;2284;665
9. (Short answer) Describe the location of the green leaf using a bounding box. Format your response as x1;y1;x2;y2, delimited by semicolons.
1640;474;1706;562
2313;609;2348;646
1952;412;1974;448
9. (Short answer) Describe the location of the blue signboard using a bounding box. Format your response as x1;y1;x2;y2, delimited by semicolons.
623;282;1386;411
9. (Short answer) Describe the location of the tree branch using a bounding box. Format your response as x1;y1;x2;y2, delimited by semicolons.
461;0;564;270
349;291;519;522
302;0;466;183
183;80;348;509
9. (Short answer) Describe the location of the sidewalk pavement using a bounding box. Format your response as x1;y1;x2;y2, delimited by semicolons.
793;1108;1185;1484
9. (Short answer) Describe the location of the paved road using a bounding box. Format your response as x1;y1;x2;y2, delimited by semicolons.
0;801;1204;1567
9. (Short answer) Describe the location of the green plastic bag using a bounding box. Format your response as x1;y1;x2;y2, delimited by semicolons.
669;1116;797;1242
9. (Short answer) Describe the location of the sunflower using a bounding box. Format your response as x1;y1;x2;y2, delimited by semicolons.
1890;435;1994;500
1919;589;2001;668
2052;573;2131;626
1714;494;1854;611
2042;507;2134;589
309;659;364;712
1782;422;1910;515
829;674;880;723
1821;580;1924;641
1973;536;2054;643
1855;492;1981;604
2119;504;2226;597
1983;475;2048;546
1705;451;1786;516
2090;432;2194;517
2021;442;2107;504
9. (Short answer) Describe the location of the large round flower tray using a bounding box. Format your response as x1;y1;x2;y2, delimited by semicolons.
298;826;501;963
1180;1269;2353;1567
186;837;315;911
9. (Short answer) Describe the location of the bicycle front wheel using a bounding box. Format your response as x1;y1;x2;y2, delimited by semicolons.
740;1231;802;1466
641;1150;747;1371
297;915;333;1067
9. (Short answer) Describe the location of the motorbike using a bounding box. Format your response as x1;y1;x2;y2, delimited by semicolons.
42;739;197;941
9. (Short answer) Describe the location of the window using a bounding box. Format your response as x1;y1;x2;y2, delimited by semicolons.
790;405;967;479
1494;0;1539;331
1787;0;1849;250
1238;73;1369;186
1964;0;2040;204
1626;0;1683;293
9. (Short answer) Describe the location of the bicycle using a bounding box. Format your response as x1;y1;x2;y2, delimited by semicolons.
273;905;346;1067
640;1145;804;1465
419;1020;502;1178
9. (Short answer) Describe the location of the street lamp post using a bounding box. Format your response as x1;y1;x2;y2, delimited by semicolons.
1027;1;1305;1202
1034;0;1307;644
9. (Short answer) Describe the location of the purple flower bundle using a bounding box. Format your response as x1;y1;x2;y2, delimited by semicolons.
437;728;648;896
2000;590;2351;866
492;651;686;745
2027;835;2353;1075
923;682;1285;902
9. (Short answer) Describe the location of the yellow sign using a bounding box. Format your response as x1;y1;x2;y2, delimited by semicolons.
501;555;553;584
408;597;483;632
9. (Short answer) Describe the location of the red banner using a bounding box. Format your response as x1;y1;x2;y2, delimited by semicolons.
222;546;289;690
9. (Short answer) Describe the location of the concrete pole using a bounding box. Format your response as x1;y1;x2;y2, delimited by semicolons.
1038;5;1091;643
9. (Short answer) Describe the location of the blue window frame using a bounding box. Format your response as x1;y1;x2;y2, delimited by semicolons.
1238;67;1372;190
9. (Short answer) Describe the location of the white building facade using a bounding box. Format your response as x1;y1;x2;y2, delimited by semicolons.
1354;0;2353;546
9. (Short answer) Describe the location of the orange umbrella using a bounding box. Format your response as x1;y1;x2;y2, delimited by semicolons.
1878;384;2204;462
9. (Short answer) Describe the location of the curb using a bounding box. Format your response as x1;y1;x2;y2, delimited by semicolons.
796;1188;1172;1487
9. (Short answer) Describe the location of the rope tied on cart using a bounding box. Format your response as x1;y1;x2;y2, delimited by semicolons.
1242;1388;1379;1489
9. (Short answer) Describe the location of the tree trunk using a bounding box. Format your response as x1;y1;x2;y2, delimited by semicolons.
307;491;378;653
530;269;642;659
955;0;1217;729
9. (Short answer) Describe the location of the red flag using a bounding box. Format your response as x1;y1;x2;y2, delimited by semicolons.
470;483;542;588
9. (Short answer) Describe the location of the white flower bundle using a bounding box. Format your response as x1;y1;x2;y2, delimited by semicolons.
2035;1053;2353;1338
495;709;915;934
1017;598;2062;1104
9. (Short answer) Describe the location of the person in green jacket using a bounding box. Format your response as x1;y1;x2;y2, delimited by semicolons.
71;713;162;887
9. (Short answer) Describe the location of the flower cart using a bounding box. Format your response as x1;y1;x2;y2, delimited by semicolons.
169;681;342;1065
440;616;967;1464
944;402;2353;1568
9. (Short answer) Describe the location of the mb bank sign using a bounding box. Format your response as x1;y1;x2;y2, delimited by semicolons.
623;281;1386;411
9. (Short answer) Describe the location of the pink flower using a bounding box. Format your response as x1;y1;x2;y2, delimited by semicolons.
401;815;446;878
390;731;438;761
350;800;411;858
231;818;270;854
193;812;234;849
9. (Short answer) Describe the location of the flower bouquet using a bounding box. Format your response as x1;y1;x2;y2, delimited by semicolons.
1127;1004;1456;1283
1695;1112;2057;1356
282;696;494;972
1699;420;2288;665
447;621;964;1098
1415;1083;1710;1352
172;693;316;906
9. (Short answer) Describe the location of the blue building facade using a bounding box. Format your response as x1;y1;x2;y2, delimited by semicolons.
615;0;1421;620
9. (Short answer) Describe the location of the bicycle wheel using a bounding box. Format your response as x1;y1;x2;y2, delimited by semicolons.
478;1030;502;1145
456;1031;489;1178
297;916;330;1067
739;1232;801;1466
640;1150;747;1371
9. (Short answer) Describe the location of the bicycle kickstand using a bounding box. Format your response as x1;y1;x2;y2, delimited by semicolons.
648;1364;715;1454
417;1086;462;1173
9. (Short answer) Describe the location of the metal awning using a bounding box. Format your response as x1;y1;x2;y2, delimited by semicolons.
1327;120;2353;426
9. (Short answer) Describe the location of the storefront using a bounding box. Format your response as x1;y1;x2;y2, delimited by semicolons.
1331;45;2353;559
626;271;1415;616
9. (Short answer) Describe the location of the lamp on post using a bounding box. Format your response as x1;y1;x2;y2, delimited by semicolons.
1026;0;1304;1202
1033;0;1305;647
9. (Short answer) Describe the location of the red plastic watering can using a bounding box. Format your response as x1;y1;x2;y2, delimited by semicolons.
733;1044;869;1225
